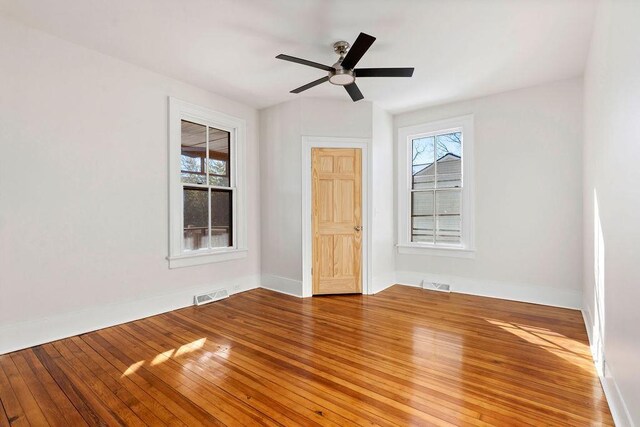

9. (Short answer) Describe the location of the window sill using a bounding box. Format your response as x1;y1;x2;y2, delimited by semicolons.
396;244;476;259
167;248;247;269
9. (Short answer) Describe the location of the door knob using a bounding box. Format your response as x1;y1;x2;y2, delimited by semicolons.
354;225;363;232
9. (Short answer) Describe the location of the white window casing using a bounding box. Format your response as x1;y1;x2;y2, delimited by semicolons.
167;97;247;268
397;115;475;258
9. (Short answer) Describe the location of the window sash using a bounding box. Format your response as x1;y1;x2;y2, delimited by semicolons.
181;123;235;252
410;188;462;244
409;131;463;246
182;185;235;251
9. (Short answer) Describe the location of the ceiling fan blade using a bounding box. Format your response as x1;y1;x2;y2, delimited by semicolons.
341;32;376;70
276;54;334;72
355;67;414;77
290;76;330;93
344;83;364;102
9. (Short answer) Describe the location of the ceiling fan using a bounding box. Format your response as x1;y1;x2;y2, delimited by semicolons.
276;32;414;102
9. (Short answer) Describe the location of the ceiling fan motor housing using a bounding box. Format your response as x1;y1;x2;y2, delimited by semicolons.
329;64;355;86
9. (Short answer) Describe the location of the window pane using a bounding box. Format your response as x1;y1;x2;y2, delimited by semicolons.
436;190;461;243
181;120;207;184
412;136;434;189
411;191;434;242
211;189;232;248
183;187;209;250
435;132;462;188
208;127;230;186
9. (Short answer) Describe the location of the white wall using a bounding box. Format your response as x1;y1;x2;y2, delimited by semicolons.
394;79;584;308
582;0;640;424
259;98;374;295
371;105;396;293
0;16;261;353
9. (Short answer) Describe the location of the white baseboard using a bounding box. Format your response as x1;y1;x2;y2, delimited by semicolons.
371;276;396;295
600;370;636;427
582;307;595;347
261;273;395;297
259;271;582;309
0;275;260;355
395;271;582;309
260;274;303;297
581;309;635;427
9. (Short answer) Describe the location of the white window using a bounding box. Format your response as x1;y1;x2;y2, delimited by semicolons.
168;98;247;268
397;115;474;257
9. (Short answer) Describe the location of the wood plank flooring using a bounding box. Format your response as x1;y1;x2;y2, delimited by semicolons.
0;285;613;426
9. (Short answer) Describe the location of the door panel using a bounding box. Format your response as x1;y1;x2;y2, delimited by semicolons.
334;235;356;277
312;148;362;295
319;155;334;172
335;180;354;222
319;236;334;278
318;181;333;222
336;156;354;173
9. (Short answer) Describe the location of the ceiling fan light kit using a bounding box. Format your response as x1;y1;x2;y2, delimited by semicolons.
329;69;355;86
276;32;415;102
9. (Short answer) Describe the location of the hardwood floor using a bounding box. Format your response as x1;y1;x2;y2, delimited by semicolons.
0;285;613;426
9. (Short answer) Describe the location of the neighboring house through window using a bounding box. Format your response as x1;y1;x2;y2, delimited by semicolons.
397;115;475;257
168;98;247;268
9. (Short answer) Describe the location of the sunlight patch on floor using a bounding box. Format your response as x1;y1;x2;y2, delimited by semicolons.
121;338;208;376
151;349;175;366
121;360;145;377
485;318;592;371
175;338;206;357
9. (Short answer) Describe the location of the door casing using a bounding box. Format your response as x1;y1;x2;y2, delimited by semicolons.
302;136;371;298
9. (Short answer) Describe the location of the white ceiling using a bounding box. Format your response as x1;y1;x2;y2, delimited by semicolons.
0;0;597;113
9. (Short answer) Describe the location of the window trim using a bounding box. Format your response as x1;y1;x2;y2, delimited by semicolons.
397;115;475;257
167;97;247;268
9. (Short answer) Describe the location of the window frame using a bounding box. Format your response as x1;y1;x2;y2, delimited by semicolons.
397;115;475;258
168;98;247;268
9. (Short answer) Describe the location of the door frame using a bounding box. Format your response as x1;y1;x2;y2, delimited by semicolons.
301;136;372;297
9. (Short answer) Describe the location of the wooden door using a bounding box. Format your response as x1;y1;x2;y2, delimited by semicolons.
312;148;362;295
